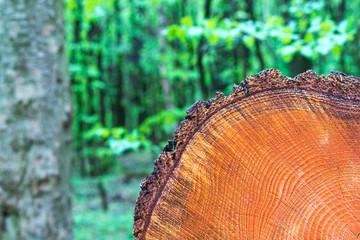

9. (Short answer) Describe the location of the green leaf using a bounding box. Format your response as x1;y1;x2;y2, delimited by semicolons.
320;20;333;32
338;20;348;33
243;35;255;48
315;38;333;55
280;45;298;62
282;37;292;44
111;127;127;139
308;17;322;32
82;125;108;140
91;80;106;89
188;26;203;38
206;18;218;28
216;29;230;39
299;19;308;31
208;33;220;44
300;45;313;58
101;129;110;138
304;33;314;43
225;37;234;49
266;16;284;25
108;138;134;155
87;65;100;78
69;64;82;74
167;25;181;41
151;0;159;5
284;27;292;33
332;34;348;46
282;54;294;63
181;16;194;27
281;45;298;56
79;114;98;124
177;28;187;43
331;45;341;60
347;34;354;41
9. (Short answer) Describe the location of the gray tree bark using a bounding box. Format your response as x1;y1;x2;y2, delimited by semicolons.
0;0;72;239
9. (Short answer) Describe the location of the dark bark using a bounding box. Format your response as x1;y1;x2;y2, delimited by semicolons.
242;46;250;77
337;0;346;72
112;0;125;127
124;0;144;130
197;38;208;99
205;0;211;17
72;0;86;178
289;53;313;77
245;0;265;70
97;181;108;212
197;0;212;99
158;6;174;110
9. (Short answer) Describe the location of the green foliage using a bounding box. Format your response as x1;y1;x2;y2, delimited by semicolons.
65;0;360;238
165;1;355;63
78;107;185;174
65;0;360;178
138;108;186;144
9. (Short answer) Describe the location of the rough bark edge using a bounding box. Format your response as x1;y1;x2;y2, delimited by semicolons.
133;68;360;239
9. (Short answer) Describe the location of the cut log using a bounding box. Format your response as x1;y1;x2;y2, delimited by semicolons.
133;69;360;239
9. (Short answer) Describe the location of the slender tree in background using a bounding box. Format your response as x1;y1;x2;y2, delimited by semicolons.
0;1;72;239
197;0;212;99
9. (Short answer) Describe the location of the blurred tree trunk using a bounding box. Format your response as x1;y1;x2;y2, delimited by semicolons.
0;1;72;240
73;0;87;178
245;0;265;71
289;53;312;77
124;0;143;130
158;6;174;110
197;0;212;99
112;0;125;127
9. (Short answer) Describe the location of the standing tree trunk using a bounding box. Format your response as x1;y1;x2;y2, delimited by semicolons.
0;1;72;239
245;0;265;70
158;6;174;110
197;0;212;100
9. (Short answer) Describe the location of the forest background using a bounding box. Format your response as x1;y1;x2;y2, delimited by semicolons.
64;0;357;239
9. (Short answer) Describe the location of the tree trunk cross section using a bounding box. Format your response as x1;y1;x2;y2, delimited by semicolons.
134;69;360;239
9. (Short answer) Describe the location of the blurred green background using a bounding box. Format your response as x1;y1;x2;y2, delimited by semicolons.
65;0;357;239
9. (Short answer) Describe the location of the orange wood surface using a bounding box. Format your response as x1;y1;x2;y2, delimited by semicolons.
134;70;360;239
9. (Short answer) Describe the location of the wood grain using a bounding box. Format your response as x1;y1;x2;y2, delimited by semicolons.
133;69;360;239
